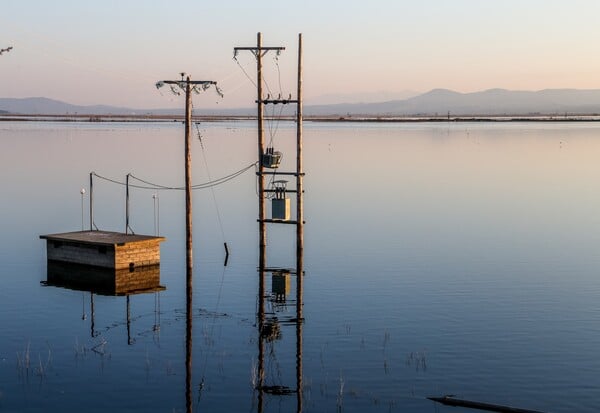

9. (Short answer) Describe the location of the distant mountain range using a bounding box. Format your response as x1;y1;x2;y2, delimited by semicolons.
3;89;600;117
307;88;600;116
0;97;137;116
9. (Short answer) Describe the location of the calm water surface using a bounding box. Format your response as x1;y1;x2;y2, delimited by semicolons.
2;120;600;412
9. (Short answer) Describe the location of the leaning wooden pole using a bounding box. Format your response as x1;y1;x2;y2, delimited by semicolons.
427;396;546;413
257;32;267;270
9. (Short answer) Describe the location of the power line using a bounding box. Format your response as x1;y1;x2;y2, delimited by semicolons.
91;163;256;191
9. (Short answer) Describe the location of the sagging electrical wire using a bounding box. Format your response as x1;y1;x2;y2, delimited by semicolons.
91;163;256;191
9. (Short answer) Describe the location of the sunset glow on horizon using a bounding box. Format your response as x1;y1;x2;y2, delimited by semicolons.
1;0;600;109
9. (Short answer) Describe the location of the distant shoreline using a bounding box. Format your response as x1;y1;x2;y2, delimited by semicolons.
2;113;600;123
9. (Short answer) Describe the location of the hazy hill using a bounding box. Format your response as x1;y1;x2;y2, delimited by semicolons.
0;97;139;115
305;88;600;116
4;89;600;116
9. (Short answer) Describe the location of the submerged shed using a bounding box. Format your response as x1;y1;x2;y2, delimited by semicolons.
40;230;165;270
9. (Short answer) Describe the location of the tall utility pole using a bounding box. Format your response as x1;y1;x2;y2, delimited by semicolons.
235;32;305;410
156;75;219;413
295;33;304;413
155;74;219;283
295;33;304;321
234;33;286;270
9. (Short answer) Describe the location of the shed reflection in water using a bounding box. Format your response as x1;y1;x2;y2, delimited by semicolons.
41;219;304;412
44;261;165;344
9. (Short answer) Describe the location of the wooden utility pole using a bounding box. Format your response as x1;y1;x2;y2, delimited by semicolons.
184;77;193;280
155;75;218;284
295;33;304;412
155;75;219;413
296;33;304;321
236;32;305;408
234;33;286;270
257;33;266;270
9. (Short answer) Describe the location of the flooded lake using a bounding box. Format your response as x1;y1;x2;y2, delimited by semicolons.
2;119;600;412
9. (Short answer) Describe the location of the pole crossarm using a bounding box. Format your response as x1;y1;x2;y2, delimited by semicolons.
257;99;299;105
154;73;220;291
234;47;285;51
161;80;216;85
156;78;222;97
0;46;12;55
234;46;285;59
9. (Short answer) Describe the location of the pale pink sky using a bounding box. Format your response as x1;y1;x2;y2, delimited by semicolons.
1;0;600;109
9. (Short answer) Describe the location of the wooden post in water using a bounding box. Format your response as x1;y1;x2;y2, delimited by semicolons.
184;76;193;283
295;32;304;409
155;75;219;285
154;76;218;413
233;33;285;270
296;33;304;320
256;32;267;270
184;77;193;407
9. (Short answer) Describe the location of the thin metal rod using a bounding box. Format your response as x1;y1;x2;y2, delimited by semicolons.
125;174;130;235
80;191;85;231
89;172;94;231
153;194;157;236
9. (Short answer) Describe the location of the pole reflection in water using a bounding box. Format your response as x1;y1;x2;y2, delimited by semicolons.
296;247;304;413
255;264;304;412
186;267;193;413
126;295;133;345
91;292;96;337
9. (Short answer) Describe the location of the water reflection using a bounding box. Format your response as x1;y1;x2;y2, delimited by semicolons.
44;261;165;344
46;261;164;296
186;275;193;413
256;265;304;412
